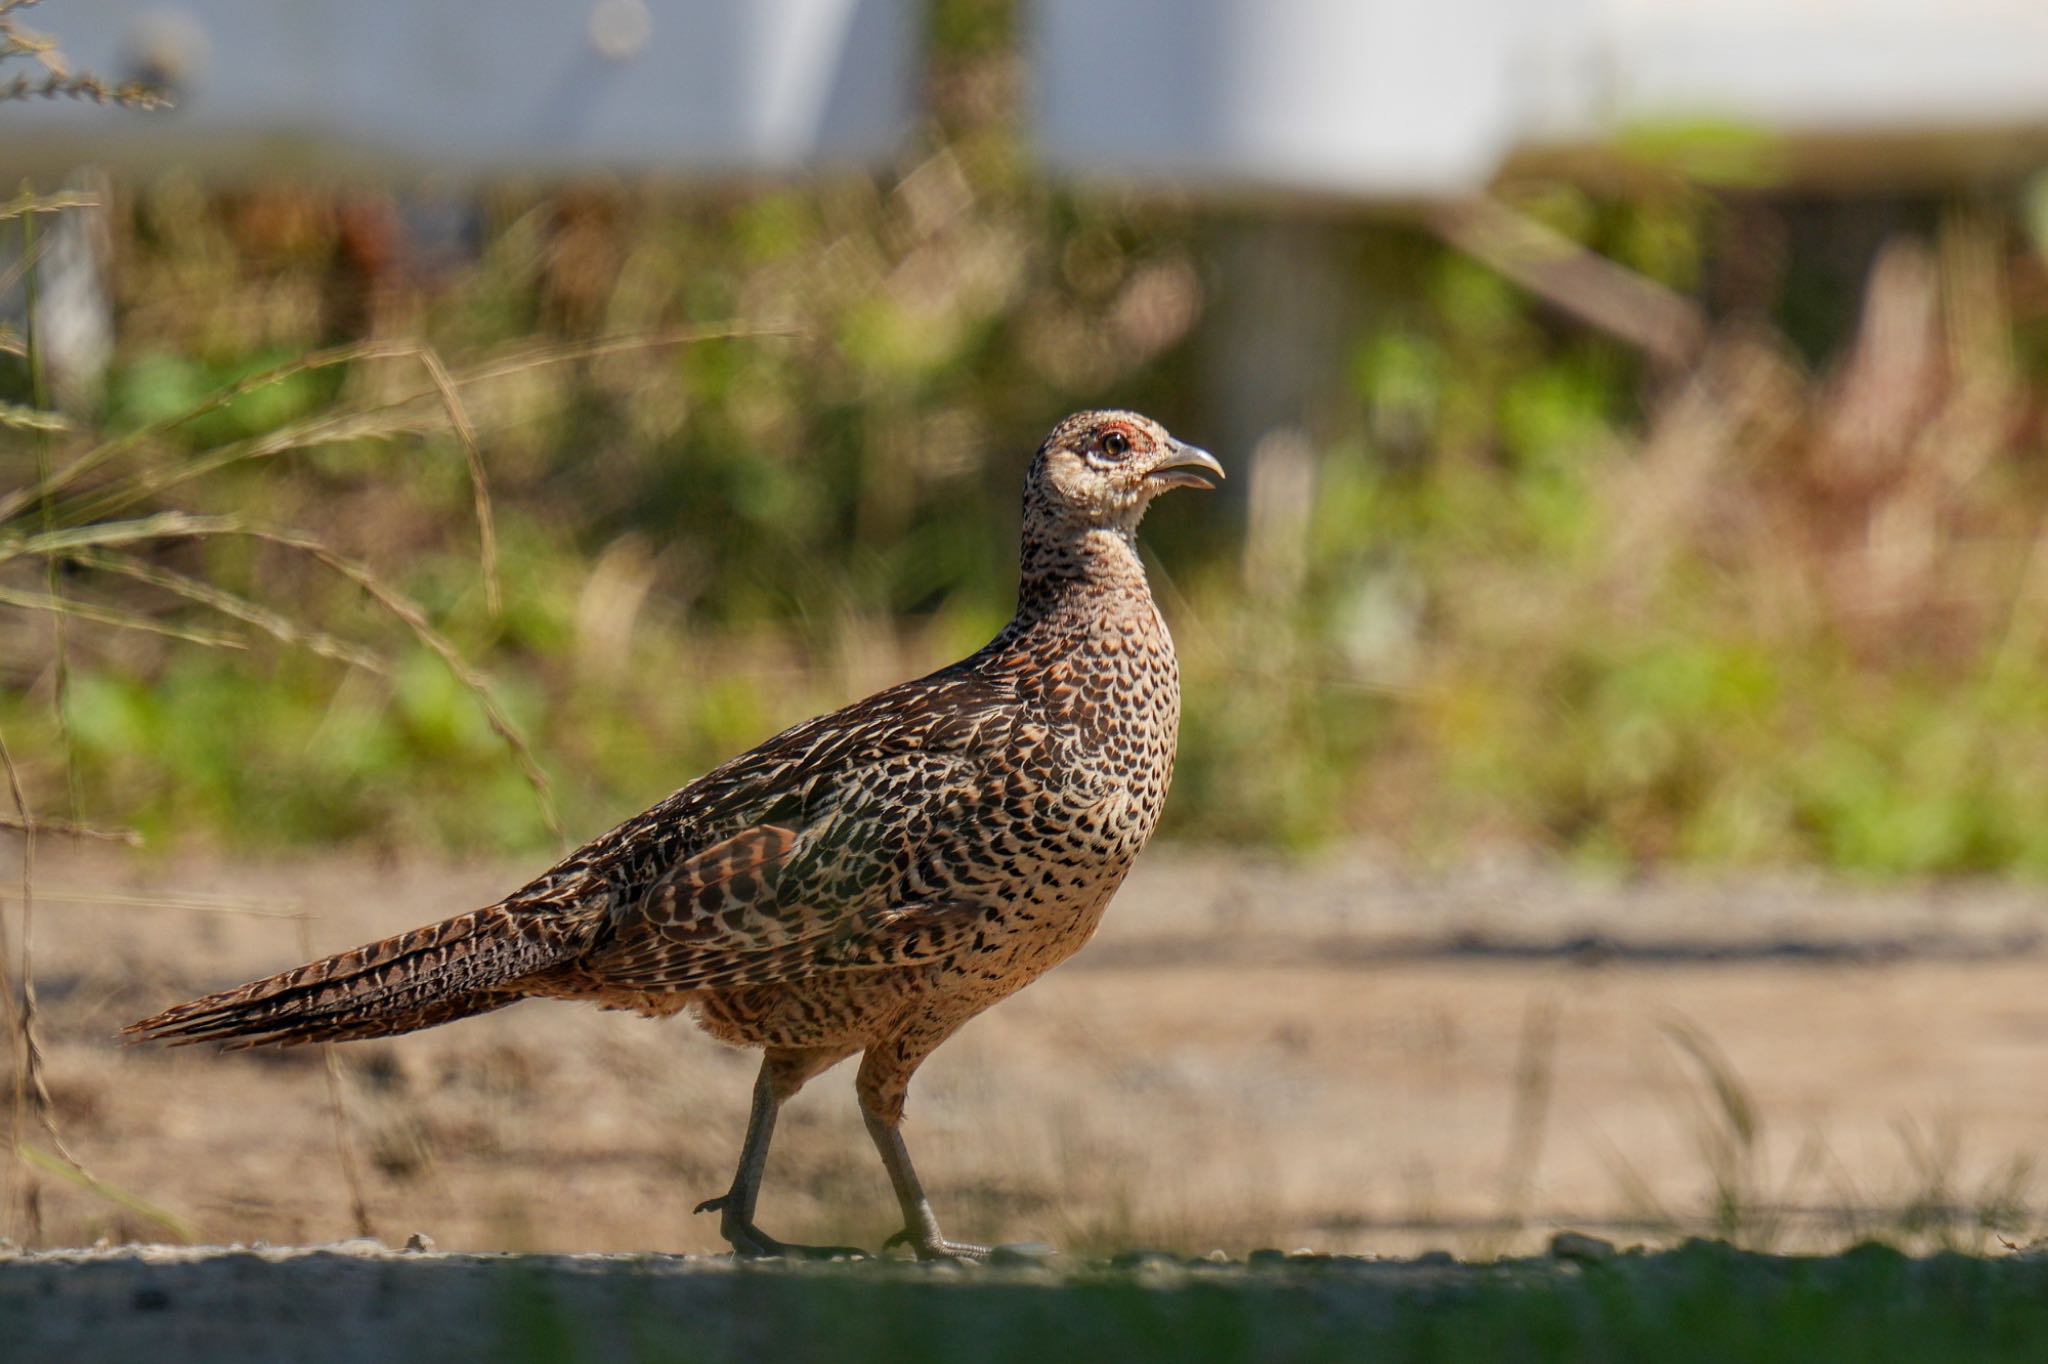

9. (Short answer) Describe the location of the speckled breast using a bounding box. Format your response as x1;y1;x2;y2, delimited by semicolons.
979;596;1181;971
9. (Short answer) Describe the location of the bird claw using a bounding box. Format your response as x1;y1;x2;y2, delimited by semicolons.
883;1227;991;1263
698;1197;868;1260
728;1229;870;1262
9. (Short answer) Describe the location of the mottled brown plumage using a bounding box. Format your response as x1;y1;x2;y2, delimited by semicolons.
126;409;1221;1260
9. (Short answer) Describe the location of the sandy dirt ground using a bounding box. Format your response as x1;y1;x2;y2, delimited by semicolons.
6;843;2048;1259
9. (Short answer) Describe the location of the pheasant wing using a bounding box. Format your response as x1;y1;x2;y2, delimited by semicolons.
578;669;1042;990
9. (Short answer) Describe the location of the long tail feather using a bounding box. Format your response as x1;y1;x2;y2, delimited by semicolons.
124;905;578;1048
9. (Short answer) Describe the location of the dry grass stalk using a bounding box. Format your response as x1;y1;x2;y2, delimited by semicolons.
0;323;798;526
28;887;296;916
14;1144;192;1241
0;219;50;301
297;915;374;1240
0;0;168;109
17;198;78;828
1494;996;1561;1232
4;197;73;1242
412;344;500;617
0;400;68;433
0;188;98;223
72;549;389;674
0;744;21;1235
0;727;169;1250
0;724;45;1241
0;816;139;845
244;524;564;842
0;510;238;561
0;583;248;649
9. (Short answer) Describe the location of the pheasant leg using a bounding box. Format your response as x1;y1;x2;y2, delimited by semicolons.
697;1053;866;1260
863;1107;990;1262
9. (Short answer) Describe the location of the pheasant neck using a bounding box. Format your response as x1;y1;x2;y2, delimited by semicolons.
1012;523;1151;627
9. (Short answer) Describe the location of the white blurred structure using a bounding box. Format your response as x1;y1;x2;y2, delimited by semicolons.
2;0;916;178
1036;0;2048;196
6;0;2048;189
1035;0;1585;198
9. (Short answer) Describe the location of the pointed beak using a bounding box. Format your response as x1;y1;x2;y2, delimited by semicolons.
1146;440;1225;493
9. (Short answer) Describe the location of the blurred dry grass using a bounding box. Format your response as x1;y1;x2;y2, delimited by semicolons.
9;171;2048;868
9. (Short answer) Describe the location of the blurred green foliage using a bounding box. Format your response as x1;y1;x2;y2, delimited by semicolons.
7;0;2048;875
10;1240;2048;1363
484;1242;2048;1364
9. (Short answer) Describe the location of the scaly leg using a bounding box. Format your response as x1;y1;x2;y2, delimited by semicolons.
696;1046;863;1259
858;1042;990;1262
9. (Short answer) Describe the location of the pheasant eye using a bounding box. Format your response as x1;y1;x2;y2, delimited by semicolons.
1100;431;1131;459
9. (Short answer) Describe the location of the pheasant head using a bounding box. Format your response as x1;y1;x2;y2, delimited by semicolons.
1024;409;1223;540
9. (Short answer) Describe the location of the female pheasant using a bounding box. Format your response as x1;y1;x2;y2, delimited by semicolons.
127;410;1221;1261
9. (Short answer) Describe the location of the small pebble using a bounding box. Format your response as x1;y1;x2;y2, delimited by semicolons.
402;1233;435;1254
1550;1231;1616;1265
988;1243;1057;1267
1108;1248;1179;1271
1247;1248;1288;1268
1414;1250;1457;1267
328;1238;388;1258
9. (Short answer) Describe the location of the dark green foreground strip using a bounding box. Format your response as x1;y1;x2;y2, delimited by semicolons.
4;1240;2046;1364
